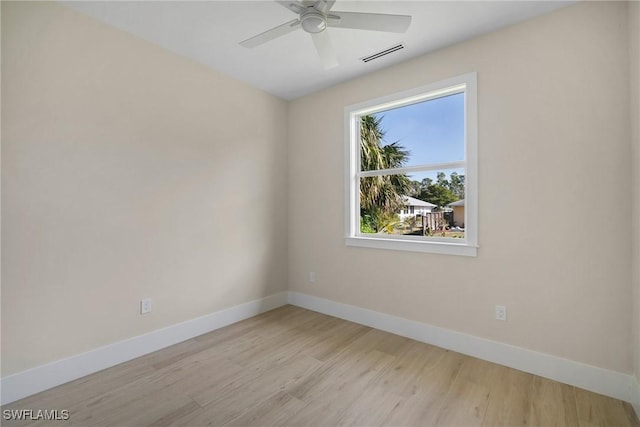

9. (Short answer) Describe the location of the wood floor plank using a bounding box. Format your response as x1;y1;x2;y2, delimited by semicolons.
444;356;535;426
228;323;327;368
529;376;580;427
189;354;322;407
575;387;639;427
63;353;243;425
433;378;491;426
222;392;307;427
176;355;319;426
146;400;202;427
143;338;213;370
383;342;458;398
367;328;413;356
425;357;496;427
302;321;371;362
285;350;396;425
625;402;640;427
399;347;465;400
287;349;395;403
1;357;156;420
481;367;533;426
334;327;412;360
335;385;403;427
87;389;198;427
169;398;248;427
379;393;435;426
276;397;351;426
192;305;307;349
2;306;636;427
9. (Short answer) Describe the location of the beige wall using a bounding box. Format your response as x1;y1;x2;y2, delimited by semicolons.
630;0;640;382
1;2;288;376
288;1;632;373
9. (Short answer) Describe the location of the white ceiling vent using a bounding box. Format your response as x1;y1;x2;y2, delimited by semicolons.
361;44;405;63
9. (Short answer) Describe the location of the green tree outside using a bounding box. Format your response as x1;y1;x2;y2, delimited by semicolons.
359;115;410;232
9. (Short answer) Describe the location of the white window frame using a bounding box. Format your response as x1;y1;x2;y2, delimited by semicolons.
344;72;478;257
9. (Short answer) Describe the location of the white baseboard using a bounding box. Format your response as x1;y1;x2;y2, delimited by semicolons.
0;292;288;405
288;291;635;404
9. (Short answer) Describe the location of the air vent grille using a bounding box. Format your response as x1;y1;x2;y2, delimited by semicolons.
361;44;405;63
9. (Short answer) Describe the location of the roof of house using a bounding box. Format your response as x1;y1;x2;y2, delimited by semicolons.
403;196;437;208
447;199;465;207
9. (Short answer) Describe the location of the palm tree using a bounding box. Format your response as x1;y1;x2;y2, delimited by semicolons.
359;115;411;232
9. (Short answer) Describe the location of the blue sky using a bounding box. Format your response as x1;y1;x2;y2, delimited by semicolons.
372;92;464;182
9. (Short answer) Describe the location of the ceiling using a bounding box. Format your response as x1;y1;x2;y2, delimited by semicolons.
64;1;573;100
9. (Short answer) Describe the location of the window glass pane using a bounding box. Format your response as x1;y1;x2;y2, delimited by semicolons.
360;93;464;171
359;170;465;238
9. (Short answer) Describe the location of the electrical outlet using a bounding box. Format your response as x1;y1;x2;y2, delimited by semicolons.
309;272;316;283
140;298;152;315
495;305;506;321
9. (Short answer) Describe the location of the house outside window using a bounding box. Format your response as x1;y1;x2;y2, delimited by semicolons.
344;73;478;256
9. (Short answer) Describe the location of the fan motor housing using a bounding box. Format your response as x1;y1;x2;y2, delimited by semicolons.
301;11;327;33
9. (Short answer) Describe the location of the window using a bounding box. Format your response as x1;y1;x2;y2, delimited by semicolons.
344;73;477;256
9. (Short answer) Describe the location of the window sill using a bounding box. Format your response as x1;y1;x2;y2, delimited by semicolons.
345;236;478;257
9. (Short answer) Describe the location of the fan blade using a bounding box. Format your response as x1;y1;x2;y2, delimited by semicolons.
276;1;306;14
327;12;411;33
311;31;338;69
239;19;301;48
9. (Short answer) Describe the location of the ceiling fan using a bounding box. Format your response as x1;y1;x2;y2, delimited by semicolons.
239;0;411;69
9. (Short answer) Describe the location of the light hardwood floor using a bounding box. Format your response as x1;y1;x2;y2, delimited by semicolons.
2;305;638;426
